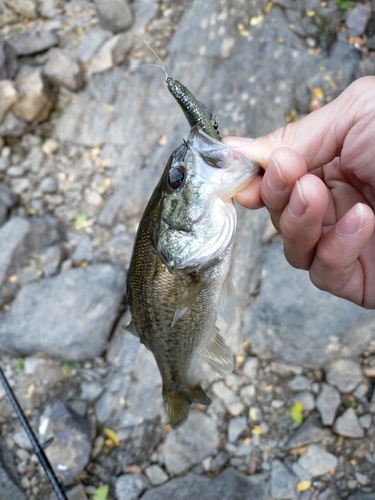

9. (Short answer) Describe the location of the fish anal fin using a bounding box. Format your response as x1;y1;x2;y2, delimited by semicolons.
123;319;139;337
163;387;191;429
199;328;234;375
218;274;236;325
171;279;203;327
190;385;211;406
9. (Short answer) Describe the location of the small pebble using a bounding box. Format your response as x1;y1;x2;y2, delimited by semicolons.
86;190;103;206
7;165;25;177
42;138;60;155
40;176;58;193
333;408;364;438
288;375;312;392
145;464;168;485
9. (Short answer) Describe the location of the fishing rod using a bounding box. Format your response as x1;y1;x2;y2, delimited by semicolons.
0;363;68;500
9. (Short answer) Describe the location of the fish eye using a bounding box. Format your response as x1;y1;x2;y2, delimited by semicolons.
168;166;185;190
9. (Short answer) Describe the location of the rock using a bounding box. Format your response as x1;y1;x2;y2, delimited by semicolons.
345;3;371;37
0;112;29;137
85;190;103;206
40;176;58;194
288;376;312;392
298;444;338;478
271;460;297;500
0;215;64;304
0;217;31;289
0;39;18;80
242;356;259;379
8;28;59;56
141;468;270;500
115;474;149;500
326;359;362;393
10;177;30;194
66;483;88;500
287;414;329;449
80;380;103;401
316;383;341;426
7;165;25;177
0;80;18;123
44;48;84;92
163;411;219;474
243;243;374;366
13;427;33;451
0;182;17;226
292;391;315;413
0;437;26;500
70;232;93;263
0;264;126;360
228;417;247;443
347;493;375;500
41;138;60;155
212;381;244;415
358;413;372;430
88;34;132;75
333;408;364;438
13;66;55;123
76;27;112;64
40;244;63;276
95;326;163;464
94;0;133;33
0;2;19;27
145;465;168;486
3;0;38;19
39;401;91;485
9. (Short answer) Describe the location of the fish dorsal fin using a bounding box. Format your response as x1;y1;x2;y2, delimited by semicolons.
171;279;203;327
123;319;139;337
218;274;236;325
199;328;234;375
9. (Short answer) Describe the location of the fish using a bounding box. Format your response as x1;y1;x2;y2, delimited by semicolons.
126;122;260;428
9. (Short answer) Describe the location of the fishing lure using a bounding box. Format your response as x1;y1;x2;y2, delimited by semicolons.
144;42;221;140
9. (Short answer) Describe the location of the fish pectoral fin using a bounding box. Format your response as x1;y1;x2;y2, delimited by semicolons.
171;279;204;327
218;274;236;325
163;387;191;429
123;319;139;338
199;328;234;375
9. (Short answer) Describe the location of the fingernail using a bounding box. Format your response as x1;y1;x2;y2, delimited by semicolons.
223;136;254;147
288;180;307;218
336;203;365;236
266;155;287;191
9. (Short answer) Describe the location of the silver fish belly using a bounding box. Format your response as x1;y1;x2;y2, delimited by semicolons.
126;127;259;428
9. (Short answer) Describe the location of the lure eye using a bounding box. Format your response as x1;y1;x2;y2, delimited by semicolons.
168;166;186;190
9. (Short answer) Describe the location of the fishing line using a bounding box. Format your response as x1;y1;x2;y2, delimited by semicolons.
0;363;68;500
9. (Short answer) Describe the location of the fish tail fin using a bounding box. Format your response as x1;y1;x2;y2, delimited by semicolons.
163;386;191;429
163;385;211;429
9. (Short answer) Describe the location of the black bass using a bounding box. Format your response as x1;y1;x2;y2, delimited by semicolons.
126;126;259;428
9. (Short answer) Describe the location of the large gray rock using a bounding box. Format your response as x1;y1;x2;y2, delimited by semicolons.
8;28;59;56
316;384;341;426
0;264;126;360
298;444;338;478
12;66;55;123
95;325;163;465
115;474;149;500
0;215;65;305
39;402;91;485
162;411;219;474
141;468;270;500
243;243;375;367
271;460;297;500
44;48;84;92
325;359;362;393
0;437;26;500
94;0;133;33
333;408;364;438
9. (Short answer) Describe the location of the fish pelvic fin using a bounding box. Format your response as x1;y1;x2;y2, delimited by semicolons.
163;385;211;429
218;273;236;325
123;319;139;337
199;327;234;375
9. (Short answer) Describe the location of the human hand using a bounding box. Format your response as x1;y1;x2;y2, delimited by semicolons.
224;76;375;308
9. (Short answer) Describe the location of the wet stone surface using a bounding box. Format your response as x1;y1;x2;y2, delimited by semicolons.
0;0;375;499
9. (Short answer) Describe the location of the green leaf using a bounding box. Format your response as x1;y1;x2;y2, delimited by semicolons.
290;401;304;425
335;0;354;11
93;484;110;500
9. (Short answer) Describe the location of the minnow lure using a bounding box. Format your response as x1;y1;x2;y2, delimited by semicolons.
144;42;221;140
